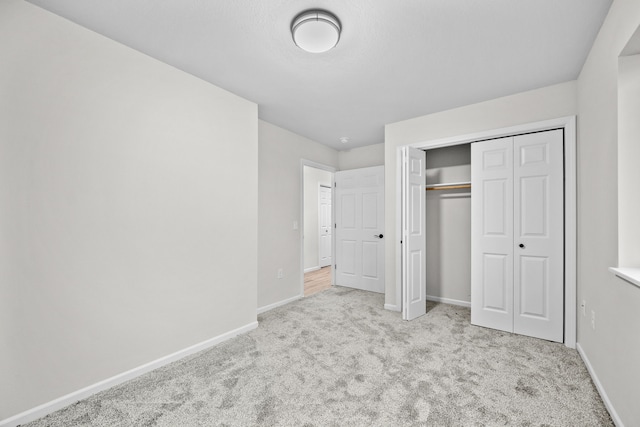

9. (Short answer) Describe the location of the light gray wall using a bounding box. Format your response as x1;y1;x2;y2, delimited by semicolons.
384;81;578;309
258;121;338;310
303;167;333;271
425;145;471;303
338;143;385;170
576;0;640;424
618;54;640;267
0;1;258;420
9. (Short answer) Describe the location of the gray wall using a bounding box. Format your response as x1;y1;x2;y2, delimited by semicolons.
338;143;385;170
0;1;258;420
576;0;640;424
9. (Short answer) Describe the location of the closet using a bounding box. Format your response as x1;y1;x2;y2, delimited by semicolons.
401;128;565;343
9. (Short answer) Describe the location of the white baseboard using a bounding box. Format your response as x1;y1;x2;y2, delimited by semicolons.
304;266;320;273
0;321;258;427
576;343;623;427
257;294;302;314
426;295;471;308
384;303;400;312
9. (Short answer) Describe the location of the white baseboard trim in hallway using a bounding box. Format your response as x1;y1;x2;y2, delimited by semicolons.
0;321;259;427
426;295;471;308
304;266;320;273
576;343;623;427
257;294;302;314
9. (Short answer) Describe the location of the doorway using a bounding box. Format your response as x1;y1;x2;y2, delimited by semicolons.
302;163;335;297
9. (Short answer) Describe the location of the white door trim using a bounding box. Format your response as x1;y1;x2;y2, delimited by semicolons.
394;115;577;348
300;160;336;297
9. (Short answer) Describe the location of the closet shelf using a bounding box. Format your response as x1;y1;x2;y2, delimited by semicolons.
426;181;471;191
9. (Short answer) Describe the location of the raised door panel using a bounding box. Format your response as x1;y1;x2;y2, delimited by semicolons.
482;253;509;312
362;241;378;279
339;193;356;229
362;192;379;229
519;256;548;318
320;234;332;267
341;240;357;276
483;179;508;236
520;176;547;237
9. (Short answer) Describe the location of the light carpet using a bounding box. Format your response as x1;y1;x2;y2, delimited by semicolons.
25;287;612;426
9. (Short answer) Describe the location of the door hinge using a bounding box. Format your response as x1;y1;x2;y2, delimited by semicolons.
334;182;336;187
334;264;337;270
401;240;403;244
334;223;336;228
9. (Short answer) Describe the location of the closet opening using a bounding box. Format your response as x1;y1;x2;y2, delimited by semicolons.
425;144;472;311
396;116;577;348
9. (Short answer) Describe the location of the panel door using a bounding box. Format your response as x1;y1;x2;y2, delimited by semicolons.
319;185;332;268
513;130;564;342
471;137;514;332
335;166;385;293
401;147;427;320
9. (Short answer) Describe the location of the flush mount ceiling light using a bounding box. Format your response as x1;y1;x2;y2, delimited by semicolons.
291;10;341;53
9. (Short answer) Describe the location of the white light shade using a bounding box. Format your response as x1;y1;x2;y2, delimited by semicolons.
291;10;341;53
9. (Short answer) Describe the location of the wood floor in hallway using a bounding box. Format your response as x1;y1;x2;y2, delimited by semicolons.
304;267;332;297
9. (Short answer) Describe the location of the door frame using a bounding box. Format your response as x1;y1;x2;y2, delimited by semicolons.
300;160;336;297
318;184;332;268
395;115;577;348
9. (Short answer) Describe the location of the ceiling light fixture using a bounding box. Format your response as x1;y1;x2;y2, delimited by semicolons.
291;10;341;53
340;137;349;144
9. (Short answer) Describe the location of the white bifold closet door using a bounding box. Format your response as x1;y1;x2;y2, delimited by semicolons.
471;129;564;342
401;147;427;321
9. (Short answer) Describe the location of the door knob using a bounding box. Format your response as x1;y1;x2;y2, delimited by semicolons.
519;243;525;248
374;234;384;239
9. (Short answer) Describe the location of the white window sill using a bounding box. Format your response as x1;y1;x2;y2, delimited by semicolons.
609;267;640;289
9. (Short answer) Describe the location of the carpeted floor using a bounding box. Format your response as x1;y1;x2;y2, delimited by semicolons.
25;287;613;426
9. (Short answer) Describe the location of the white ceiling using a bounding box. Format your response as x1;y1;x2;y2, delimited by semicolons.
26;0;612;150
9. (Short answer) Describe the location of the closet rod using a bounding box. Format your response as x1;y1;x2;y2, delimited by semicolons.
426;182;471;191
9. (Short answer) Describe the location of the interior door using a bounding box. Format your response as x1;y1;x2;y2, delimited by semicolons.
318;185;332;268
335;166;385;293
513;130;564;342
401;147;427;321
471;137;515;332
